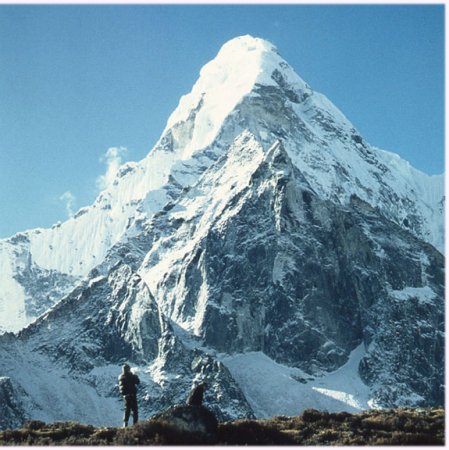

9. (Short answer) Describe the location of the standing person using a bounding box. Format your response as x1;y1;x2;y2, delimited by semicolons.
118;363;140;427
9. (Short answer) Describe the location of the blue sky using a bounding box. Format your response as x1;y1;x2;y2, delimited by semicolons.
0;4;444;238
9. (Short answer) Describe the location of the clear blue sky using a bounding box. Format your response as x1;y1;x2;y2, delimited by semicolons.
0;4;444;238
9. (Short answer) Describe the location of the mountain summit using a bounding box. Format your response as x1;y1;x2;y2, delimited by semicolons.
163;35;310;158
0;36;444;428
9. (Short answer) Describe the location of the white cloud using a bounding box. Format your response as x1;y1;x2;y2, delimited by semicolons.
96;147;128;191
59;191;76;218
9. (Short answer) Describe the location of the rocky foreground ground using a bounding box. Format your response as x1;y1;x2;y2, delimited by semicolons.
0;407;444;446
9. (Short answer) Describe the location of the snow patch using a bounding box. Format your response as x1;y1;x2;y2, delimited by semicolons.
389;286;436;305
221;344;372;418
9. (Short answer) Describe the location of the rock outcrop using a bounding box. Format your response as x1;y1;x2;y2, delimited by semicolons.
152;404;218;442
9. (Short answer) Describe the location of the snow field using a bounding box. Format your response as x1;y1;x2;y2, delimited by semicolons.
221;344;371;418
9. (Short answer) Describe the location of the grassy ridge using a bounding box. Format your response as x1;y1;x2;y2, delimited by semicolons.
0;407;444;446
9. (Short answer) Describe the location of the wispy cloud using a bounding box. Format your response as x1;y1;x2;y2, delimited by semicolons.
59;191;76;218
96;147;128;191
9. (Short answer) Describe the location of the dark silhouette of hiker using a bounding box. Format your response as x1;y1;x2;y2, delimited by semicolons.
187;382;207;406
118;363;140;427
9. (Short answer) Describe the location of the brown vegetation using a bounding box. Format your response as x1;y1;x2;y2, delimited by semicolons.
218;408;444;446
0;407;444;446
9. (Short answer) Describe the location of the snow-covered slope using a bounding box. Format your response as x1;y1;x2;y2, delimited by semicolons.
158;35;444;250
221;344;372;418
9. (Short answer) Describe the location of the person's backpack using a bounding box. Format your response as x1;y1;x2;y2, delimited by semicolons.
119;372;139;396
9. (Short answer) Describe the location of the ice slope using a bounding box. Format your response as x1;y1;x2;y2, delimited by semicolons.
26;147;180;278
0;241;27;332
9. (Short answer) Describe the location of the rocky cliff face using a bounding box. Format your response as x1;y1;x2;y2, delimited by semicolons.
0;35;444;428
138;135;444;408
0;260;254;426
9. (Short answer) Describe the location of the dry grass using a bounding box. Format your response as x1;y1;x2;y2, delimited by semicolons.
0;420;210;446
0;407;444;446
219;408;444;446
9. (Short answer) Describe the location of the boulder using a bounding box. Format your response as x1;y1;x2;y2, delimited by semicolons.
152;404;218;441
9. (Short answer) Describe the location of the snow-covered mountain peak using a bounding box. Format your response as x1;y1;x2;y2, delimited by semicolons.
0;35;443;336
162;35;309;159
0;36;444;425
217;34;277;56
204;34;308;88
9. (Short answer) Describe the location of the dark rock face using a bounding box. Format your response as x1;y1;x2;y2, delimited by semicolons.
186;383;206;406
6;236;79;327
0;378;28;430
152;404;218;441
146;140;444;405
